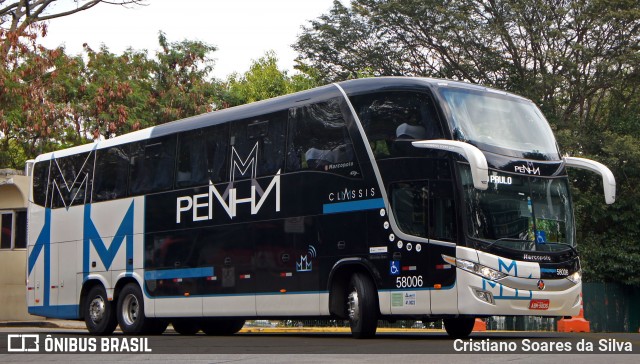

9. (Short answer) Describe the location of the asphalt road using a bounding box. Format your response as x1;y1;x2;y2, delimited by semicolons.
1;327;638;363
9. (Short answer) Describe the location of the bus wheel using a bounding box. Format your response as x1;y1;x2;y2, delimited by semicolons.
171;319;201;335
201;319;245;335
117;283;154;334
346;273;378;339
443;317;475;338
84;285;118;335
146;319;169;335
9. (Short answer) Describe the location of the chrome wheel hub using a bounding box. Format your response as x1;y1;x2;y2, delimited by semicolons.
89;296;106;324
347;290;359;322
121;294;139;326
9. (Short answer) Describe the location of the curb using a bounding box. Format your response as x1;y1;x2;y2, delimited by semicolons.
0;321;60;328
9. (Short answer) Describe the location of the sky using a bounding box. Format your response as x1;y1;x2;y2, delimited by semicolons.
38;0;339;79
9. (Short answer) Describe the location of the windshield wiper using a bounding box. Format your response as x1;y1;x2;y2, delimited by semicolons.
483;237;534;251
541;241;578;255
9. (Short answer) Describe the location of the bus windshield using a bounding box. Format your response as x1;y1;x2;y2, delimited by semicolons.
440;87;559;160
459;165;575;252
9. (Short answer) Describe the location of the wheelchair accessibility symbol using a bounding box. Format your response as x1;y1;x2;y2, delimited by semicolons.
390;261;400;276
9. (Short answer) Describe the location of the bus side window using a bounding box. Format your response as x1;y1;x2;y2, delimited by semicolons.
129;135;177;195
229;111;287;180
176;124;228;187
32;160;50;207
93;146;130;202
389;180;457;242
49;152;94;209
351;91;443;159
286;98;359;175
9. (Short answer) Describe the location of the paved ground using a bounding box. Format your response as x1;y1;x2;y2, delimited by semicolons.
1;320;638;363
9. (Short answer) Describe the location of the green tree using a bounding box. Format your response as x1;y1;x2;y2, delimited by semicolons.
0;24;75;167
0;0;146;167
152;31;220;124
224;51;318;107
81;44;154;139
0;30;222;167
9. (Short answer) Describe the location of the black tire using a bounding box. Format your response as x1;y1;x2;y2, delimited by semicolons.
84;285;118;335
443;317;475;338
145;319;169;335
172;319;201;335
346;272;378;339
116;283;157;334
200;319;245;336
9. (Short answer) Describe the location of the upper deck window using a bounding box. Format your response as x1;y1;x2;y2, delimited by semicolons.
287;97;360;177
350;91;443;159
129;135;177;195
49;152;94;208
440;88;559;160
176;124;228;187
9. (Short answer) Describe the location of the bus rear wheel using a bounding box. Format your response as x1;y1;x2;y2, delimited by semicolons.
443;317;475;338
200;319;246;335
84;285;118;335
117;283;159;334
346;273;378;339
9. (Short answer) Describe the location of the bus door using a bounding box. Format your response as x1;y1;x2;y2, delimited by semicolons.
387;178;458;315
426;180;458;314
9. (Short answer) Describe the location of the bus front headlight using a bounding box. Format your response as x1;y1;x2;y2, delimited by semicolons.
443;255;506;281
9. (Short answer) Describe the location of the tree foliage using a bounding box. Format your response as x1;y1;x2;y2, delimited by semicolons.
0;1;145;32
0;31;220;168
0;0;147;165
153;31;220;124
295;0;640;284
224;51;318;107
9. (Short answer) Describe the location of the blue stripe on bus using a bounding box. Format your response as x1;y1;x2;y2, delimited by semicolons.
29;304;79;319
322;198;385;214
144;267;215;280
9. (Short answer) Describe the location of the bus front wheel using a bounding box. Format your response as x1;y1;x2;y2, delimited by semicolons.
443;317;475;338
84;285;118;335
346;273;378;339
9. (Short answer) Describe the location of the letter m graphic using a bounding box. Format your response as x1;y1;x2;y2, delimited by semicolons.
230;142;258;181
498;258;518;277
83;201;134;280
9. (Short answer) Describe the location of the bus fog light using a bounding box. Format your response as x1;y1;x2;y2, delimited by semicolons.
567;271;582;284
473;288;495;304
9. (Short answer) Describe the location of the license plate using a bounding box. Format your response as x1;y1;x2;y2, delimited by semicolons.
529;299;550;310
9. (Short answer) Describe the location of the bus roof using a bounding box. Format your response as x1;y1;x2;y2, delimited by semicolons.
34;77;528;162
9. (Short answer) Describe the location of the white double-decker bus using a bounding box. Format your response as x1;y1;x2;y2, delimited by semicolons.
27;77;615;338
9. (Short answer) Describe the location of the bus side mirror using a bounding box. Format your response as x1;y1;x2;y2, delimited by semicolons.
412;140;489;190
564;156;616;204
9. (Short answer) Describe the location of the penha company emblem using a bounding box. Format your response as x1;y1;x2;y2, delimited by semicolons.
537;279;545;291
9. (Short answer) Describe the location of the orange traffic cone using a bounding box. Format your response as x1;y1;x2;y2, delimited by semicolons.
557;292;590;332
473;318;487;332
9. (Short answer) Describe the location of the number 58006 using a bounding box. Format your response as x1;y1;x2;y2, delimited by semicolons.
396;276;423;288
